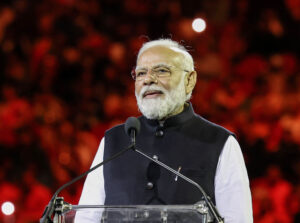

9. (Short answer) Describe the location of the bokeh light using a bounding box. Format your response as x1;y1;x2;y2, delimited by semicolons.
192;18;206;33
1;202;15;216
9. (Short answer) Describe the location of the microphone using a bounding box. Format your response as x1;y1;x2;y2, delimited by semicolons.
40;117;140;223
128;117;224;223
124;116;141;144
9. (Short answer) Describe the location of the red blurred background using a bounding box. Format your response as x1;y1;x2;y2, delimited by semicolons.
0;0;300;222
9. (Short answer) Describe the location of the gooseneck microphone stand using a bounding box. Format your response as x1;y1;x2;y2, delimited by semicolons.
132;147;224;223
39;143;135;223
40;117;141;223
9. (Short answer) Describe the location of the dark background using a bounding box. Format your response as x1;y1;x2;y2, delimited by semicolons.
0;0;300;222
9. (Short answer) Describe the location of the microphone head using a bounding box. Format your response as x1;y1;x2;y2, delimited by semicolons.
124;117;141;136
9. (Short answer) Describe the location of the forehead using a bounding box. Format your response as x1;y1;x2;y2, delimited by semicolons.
136;46;185;68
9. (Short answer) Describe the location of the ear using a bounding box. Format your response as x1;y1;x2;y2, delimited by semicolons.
185;71;197;95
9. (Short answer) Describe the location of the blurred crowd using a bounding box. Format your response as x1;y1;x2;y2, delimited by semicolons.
0;0;299;222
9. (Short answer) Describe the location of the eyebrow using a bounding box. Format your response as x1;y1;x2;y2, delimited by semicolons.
135;63;172;70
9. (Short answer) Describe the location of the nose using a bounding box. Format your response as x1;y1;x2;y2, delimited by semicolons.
143;71;158;85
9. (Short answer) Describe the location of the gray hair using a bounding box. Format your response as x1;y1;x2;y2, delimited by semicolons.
137;39;194;71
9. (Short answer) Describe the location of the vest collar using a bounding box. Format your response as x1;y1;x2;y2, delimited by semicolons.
141;102;195;128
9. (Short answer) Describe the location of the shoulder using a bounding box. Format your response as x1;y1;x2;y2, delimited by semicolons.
196;115;234;136
105;123;125;135
187;114;234;142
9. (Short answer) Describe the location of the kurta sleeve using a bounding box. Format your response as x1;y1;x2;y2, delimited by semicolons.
215;135;253;223
74;137;106;223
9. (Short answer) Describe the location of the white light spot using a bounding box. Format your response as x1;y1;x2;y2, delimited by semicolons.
1;202;15;215
192;18;206;33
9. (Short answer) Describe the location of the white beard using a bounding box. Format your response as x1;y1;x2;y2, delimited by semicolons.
135;77;187;120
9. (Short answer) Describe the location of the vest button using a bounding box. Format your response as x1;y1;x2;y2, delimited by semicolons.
155;130;164;137
146;182;154;190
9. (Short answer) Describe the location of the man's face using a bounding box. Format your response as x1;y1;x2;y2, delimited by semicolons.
135;46;188;120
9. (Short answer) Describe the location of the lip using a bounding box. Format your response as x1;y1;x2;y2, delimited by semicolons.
143;90;163;98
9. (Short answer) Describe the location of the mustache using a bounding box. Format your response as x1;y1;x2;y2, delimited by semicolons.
138;86;167;98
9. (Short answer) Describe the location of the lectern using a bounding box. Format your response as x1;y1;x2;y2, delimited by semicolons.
53;197;213;223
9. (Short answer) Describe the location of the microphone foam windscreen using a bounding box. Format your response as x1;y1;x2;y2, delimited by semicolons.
124;117;141;136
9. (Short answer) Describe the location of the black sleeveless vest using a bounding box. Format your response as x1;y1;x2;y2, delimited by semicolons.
103;104;232;205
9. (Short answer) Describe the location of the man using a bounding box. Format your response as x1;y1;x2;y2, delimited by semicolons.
78;39;253;222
